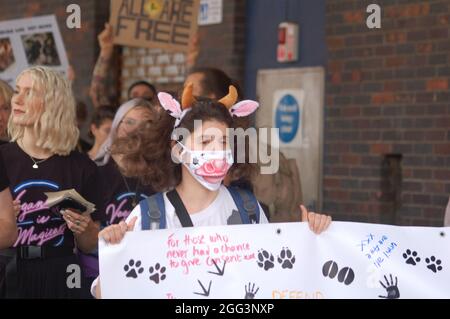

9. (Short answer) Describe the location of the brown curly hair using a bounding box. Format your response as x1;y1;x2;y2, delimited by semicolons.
111;99;257;192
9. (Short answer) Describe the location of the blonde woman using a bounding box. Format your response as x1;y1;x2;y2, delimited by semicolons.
0;79;13;143
0;66;105;298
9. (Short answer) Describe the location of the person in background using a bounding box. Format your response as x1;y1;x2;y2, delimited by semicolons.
0;80;13;144
127;80;157;101
0;66;105;298
76;100;93;153
78;98;157;298
185;67;243;100
87;105;115;160
94;98;158;224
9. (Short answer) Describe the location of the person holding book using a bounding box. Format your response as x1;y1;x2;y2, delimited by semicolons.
0;66;105;298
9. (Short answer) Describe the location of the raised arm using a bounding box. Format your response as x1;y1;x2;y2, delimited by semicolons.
90;23;115;108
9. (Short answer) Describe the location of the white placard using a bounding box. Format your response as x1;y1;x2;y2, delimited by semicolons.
99;222;450;299
0;15;69;86
198;0;223;26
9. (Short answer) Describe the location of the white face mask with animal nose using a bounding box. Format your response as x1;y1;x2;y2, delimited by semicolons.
177;142;234;191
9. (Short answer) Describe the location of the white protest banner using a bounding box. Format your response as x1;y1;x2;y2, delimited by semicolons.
0;15;69;86
99;222;450;299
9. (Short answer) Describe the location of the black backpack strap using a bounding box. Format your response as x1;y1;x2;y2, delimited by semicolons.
166;190;194;228
227;187;260;224
140;193;166;230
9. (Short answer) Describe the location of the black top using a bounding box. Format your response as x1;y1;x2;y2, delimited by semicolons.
77;138;92;153
0;142;106;248
99;160;154;225
0;151;8;191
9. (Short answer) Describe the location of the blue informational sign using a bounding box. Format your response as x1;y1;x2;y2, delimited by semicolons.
275;94;300;143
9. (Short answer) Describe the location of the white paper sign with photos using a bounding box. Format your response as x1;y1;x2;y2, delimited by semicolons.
99;222;450;299
0;15;69;86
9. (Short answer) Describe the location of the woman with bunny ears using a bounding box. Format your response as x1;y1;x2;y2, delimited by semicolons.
91;84;332;298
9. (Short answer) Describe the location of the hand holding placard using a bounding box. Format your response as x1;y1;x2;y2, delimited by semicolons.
109;0;200;52
98;23;114;58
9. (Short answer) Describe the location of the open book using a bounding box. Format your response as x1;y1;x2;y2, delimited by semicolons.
44;189;96;214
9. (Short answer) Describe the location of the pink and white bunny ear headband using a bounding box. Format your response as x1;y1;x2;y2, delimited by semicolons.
158;83;260;131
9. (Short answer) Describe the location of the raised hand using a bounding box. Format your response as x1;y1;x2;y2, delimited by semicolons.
300;205;332;234
98;23;114;58
99;216;138;244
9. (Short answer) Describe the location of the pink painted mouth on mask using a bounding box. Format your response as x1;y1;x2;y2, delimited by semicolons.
195;159;231;183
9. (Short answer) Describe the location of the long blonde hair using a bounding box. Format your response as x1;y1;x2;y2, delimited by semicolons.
0;80;13;138
8;66;79;155
0;79;13;106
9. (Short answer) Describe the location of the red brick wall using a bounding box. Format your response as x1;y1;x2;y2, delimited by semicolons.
324;0;450;226
120;0;247;96
195;0;246;87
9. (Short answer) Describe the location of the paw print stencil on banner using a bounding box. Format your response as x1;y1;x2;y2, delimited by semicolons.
149;263;167;284
124;259;144;279
402;249;421;266
425;256;443;273
257;249;275;271
277;247;296;269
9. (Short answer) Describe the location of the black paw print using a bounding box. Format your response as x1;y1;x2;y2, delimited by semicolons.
322;260;339;279
257;249;275;271
149;263;167;284
402;249;421;266
277;247;296;269
337;267;355;286
322;260;355;286
425;256;443;273
244;282;259;299
124;259;144;278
